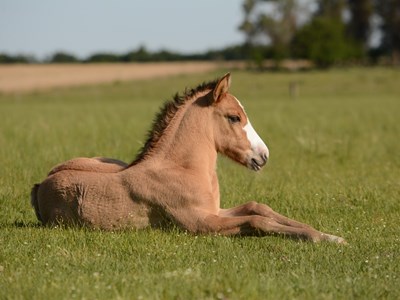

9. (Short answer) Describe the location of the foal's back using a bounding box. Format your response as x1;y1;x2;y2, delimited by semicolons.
48;157;127;175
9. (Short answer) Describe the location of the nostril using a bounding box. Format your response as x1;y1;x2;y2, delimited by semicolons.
251;156;267;169
261;153;268;165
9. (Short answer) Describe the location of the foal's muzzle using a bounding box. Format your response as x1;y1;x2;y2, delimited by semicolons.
248;151;268;171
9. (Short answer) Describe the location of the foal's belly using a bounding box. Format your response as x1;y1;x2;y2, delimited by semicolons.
78;191;151;230
38;171;152;230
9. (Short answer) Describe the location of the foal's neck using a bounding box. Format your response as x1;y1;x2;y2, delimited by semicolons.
164;101;217;175
138;92;217;176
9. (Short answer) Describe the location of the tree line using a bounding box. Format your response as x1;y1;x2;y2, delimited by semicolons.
1;0;399;68
239;0;400;67
0;45;247;64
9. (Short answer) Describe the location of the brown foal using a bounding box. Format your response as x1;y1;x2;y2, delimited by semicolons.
31;73;346;243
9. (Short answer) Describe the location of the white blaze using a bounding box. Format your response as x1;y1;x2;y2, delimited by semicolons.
234;97;269;158
243;121;269;157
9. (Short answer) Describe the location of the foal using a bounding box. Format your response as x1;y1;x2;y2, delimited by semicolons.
31;73;346;243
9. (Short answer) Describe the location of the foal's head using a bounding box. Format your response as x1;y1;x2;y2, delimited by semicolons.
210;73;269;171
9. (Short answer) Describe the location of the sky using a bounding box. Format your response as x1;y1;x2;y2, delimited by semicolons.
0;0;245;59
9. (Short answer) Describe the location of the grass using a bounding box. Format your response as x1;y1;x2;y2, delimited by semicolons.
1;68;399;299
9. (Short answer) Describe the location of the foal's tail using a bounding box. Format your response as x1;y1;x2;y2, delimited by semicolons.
30;184;43;223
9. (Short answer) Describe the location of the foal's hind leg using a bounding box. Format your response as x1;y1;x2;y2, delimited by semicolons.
219;201;347;244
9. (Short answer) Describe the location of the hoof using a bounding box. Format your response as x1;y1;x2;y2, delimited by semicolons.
323;233;348;245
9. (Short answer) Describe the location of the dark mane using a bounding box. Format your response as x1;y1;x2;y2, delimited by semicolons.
128;78;219;166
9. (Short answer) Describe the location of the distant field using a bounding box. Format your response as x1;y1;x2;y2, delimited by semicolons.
0;68;399;299
0;62;244;93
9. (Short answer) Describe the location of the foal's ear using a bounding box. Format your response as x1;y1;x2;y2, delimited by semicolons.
212;73;231;103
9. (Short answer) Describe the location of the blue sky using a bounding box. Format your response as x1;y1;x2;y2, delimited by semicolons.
0;0;244;59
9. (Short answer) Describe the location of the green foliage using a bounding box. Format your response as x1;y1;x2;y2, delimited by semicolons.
89;46;249;63
49;52;79;63
292;18;363;67
238;0;399;66
347;0;373;48
316;0;346;19
0;46;250;64
85;52;121;63
239;0;299;66
0;53;36;64
1;69;400;299
375;0;400;63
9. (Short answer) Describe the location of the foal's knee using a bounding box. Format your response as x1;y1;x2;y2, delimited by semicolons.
245;201;258;213
246;201;273;215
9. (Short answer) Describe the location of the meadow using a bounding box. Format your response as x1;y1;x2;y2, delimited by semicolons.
0;68;399;299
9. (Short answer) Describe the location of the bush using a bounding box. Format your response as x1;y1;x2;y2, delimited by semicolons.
292;18;362;67
85;53;120;63
49;52;78;63
0;53;35;64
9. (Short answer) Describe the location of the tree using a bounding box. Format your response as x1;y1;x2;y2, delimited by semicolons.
375;0;400;64
121;45;151;62
315;0;346;19
348;0;373;52
239;0;304;67
85;53;120;63
49;52;78;63
238;0;262;66
313;0;367;61
238;0;257;46
0;53;36;64
257;0;298;61
292;17;359;67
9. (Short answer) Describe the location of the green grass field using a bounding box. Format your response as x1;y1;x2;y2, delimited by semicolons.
1;68;399;299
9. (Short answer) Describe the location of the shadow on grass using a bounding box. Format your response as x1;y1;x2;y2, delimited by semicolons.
0;220;42;229
0;221;330;244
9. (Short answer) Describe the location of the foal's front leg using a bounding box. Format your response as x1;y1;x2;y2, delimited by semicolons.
202;214;324;242
168;208;321;241
219;201;347;244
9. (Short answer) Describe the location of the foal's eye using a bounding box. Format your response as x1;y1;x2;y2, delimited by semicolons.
227;115;241;124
